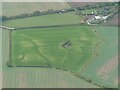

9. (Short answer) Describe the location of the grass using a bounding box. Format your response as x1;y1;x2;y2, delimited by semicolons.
3;12;83;28
2;30;100;88
2;2;70;17
3;26;118;88
11;26;98;72
79;26;118;88
2;9;100;88
2;68;100;88
2;6;118;88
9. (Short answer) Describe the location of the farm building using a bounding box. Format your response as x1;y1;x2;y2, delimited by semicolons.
86;15;109;25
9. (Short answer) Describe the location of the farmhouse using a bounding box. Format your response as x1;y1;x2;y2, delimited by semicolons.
60;9;67;13
86;15;109;25
94;16;101;20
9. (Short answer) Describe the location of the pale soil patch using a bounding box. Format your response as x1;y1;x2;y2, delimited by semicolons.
98;55;118;79
16;72;28;88
20;41;33;47
79;37;89;41
19;33;43;47
69;2;97;8
114;78;118;84
38;47;54;60
32;40;43;46
61;51;69;64
22;55;28;62
18;54;24;60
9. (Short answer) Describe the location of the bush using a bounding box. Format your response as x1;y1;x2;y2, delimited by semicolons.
33;11;40;15
2;16;9;21
6;61;13;67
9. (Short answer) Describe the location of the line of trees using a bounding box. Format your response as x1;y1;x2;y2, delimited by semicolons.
2;8;75;21
2;16;9;21
2;2;119;21
76;2;118;10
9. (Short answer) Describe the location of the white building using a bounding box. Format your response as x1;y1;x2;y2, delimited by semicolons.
94;16;101;20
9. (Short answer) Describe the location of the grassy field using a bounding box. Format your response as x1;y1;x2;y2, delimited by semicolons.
11;26;99;72
2;24;118;88
2;29;100;88
3;68;100;88
2;2;70;17
2;4;118;88
101;14;119;26
79;26;118;88
68;2;97;8
3;12;83;28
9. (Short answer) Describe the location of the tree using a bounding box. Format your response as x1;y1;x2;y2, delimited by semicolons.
6;61;13;67
2;16;8;21
33;11;40;15
18;14;29;18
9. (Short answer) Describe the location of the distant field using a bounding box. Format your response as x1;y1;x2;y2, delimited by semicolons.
3;68;100;88
101;14;119;26
3;12;83;28
2;2;70;17
11;26;99;72
80;26;118;88
68;2;97;8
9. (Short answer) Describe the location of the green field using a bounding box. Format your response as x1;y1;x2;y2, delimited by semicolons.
3;18;118;88
2;30;100;88
11;26;99;72
79;27;118;88
2;2;70;17
2;3;118;88
3;12;83;28
3;26;118;88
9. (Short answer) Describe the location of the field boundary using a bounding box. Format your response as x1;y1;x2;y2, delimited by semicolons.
15;23;86;30
1;23;118;31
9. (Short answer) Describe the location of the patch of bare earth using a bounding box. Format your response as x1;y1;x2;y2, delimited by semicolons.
114;78;118;84
98;55;118;79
